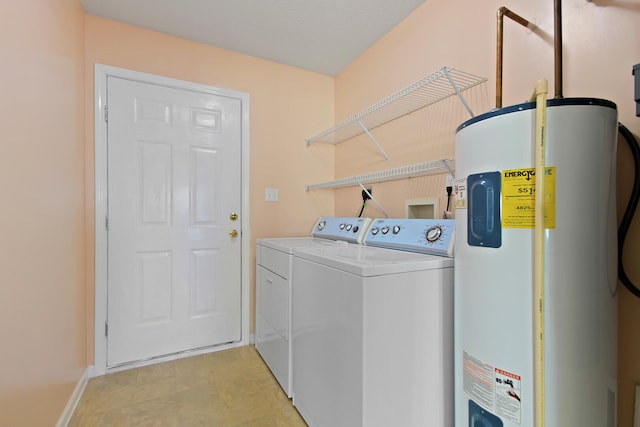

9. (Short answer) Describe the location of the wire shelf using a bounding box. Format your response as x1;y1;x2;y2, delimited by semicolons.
305;159;454;191
305;67;487;146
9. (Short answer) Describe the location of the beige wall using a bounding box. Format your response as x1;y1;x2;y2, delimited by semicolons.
2;0;639;424
334;1;640;425
0;0;87;425
83;15;335;362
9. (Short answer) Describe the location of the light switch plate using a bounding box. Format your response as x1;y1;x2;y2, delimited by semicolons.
265;188;279;202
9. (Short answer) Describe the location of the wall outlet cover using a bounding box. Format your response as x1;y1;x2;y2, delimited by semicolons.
446;174;455;188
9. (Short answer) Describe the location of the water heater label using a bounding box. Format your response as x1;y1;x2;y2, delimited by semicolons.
463;351;523;424
495;368;522;424
502;167;556;229
454;178;467;209
462;351;495;411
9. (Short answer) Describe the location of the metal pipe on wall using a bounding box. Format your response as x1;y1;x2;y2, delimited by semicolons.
496;7;534;108
554;0;564;99
496;0;565;107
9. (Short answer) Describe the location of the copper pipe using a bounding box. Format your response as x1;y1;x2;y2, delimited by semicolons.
554;0;564;99
496;7;533;108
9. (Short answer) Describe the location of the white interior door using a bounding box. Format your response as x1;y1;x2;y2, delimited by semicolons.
106;76;242;367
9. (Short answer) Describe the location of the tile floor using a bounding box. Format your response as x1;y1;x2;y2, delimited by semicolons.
68;346;307;426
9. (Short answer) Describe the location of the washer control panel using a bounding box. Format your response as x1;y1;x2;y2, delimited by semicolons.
365;218;455;257
311;217;373;243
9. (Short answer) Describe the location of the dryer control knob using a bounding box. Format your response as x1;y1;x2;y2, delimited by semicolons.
425;226;442;243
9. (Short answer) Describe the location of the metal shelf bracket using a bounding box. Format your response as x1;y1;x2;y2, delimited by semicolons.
443;68;476;117
357;120;391;163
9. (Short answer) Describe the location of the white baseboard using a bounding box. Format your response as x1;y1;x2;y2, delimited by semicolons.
56;366;94;427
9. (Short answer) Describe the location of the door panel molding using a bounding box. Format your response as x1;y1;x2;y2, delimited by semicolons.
94;64;250;375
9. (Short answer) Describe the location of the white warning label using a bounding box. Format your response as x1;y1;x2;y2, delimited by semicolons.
454;178;467;209
463;351;523;425
463;351;494;410
495;368;522;424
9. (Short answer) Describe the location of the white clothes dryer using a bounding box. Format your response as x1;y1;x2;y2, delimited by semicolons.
256;217;372;397
291;218;455;427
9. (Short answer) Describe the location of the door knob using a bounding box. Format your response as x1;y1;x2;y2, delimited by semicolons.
229;229;239;238
229;212;238;221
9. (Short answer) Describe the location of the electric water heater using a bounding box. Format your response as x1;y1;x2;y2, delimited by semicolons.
454;98;618;427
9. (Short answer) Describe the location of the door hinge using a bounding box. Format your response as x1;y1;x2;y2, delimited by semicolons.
105;215;109;231
105;321;108;337
104;104;108;123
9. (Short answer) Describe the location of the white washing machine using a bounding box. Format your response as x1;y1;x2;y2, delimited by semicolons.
291;218;455;427
255;217;372;397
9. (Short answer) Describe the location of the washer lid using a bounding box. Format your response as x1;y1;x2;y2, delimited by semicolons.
257;237;342;254
293;244;453;277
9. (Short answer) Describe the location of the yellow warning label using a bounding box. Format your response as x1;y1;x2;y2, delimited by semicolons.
502;167;556;229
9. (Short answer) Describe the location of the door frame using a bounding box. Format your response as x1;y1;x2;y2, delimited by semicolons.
93;64;251;375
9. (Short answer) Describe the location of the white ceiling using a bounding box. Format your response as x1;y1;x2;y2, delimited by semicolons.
81;0;426;76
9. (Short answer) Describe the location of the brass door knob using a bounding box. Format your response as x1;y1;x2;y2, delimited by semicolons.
229;212;238;221
229;229;239;238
